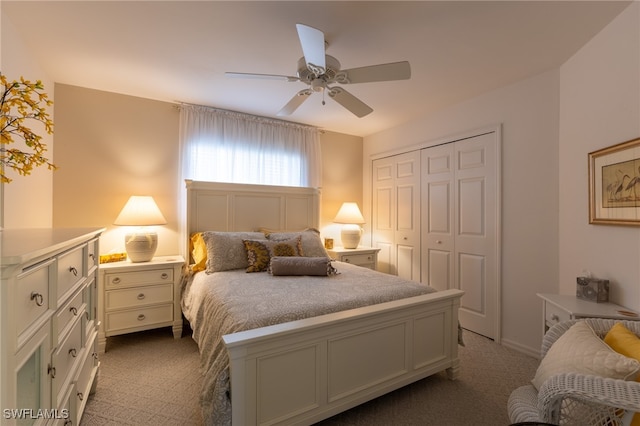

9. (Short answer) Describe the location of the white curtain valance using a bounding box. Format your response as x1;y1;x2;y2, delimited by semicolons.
179;104;322;188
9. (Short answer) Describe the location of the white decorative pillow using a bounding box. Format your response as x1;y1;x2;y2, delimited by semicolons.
203;231;267;273
531;321;640;390
263;228;328;257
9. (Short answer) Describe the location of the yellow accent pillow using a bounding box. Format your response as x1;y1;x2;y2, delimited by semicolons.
190;232;207;272
604;323;640;426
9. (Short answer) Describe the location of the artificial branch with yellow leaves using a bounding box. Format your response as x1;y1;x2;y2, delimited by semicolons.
0;73;57;183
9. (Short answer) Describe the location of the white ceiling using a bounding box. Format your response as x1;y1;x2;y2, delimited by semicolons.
3;1;631;137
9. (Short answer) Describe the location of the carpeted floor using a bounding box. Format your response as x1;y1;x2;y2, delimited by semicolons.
80;327;538;426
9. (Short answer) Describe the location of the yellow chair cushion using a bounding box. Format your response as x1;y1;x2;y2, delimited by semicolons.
604;323;640;425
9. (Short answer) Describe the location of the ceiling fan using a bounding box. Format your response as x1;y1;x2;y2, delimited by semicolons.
225;23;411;118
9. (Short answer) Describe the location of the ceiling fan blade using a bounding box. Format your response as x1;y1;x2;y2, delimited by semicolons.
328;87;373;118
296;23;326;75
225;72;299;82
277;89;312;116
337;61;411;84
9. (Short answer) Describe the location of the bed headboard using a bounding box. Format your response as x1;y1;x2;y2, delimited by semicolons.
185;180;320;259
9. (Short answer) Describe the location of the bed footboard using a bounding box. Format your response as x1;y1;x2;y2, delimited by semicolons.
223;288;463;426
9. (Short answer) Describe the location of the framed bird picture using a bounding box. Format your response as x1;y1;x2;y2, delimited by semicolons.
589;137;640;225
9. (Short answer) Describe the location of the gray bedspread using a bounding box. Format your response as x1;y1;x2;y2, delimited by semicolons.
181;261;436;425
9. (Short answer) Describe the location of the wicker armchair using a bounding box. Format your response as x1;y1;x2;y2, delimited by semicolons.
508;318;640;426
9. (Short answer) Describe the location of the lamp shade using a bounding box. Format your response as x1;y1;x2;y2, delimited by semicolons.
333;202;365;224
114;196;167;226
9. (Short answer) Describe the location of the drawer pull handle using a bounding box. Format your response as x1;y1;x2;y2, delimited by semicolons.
345;259;350;263
77;392;84;401
137;293;145;300
85;311;90;320
30;292;44;307
70;306;78;316
89;253;95;260
137;314;146;321
48;364;56;378
92;352;99;360
69;348;77;358
112;277;121;284
161;273;169;279
64;420;72;426
69;266;78;276
551;314;559;322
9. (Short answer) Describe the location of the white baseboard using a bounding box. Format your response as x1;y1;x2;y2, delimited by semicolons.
501;338;540;359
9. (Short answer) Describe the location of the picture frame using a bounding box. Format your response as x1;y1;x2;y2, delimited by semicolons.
589;137;640;226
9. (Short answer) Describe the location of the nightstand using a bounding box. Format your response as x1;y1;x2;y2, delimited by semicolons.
537;293;639;337
98;255;185;352
327;246;380;270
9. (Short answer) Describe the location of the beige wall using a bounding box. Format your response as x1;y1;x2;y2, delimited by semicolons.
559;4;640;306
1;10;54;228
319;130;363;243
51;85;363;257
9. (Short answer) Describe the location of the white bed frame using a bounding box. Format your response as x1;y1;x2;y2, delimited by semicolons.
185;180;464;426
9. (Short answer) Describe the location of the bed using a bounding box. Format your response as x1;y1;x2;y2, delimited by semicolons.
182;180;464;426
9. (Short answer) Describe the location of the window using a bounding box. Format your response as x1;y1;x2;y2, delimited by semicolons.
180;105;321;188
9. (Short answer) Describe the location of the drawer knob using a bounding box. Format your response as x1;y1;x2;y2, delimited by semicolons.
161;273;169;279
137;293;145;300
89;253;95;260
367;256;371;260
112;277;121;284
69;266;78;276
92;352;99;360
551;314;560;322
69;348;77;358
30;292;44;307
345;259;350;263
70;306;78;316
77;392;84;401
137;314;146;321
436;240;442;244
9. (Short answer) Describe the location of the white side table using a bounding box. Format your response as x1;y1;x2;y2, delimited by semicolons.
98;255;185;352
327;246;380;270
537;293;639;337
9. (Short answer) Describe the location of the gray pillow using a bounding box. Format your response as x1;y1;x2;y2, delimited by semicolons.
203;231;266;273
269;256;337;276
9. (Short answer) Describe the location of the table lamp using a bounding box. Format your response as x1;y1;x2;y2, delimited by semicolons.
114;195;167;262
333;202;365;249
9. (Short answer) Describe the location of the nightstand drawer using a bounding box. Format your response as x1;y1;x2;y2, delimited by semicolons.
341;254;375;265
106;304;173;332
105;284;173;310
105;268;173;289
58;245;86;302
545;302;571;328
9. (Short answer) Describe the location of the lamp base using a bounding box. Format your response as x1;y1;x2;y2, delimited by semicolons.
124;232;158;262
340;224;362;249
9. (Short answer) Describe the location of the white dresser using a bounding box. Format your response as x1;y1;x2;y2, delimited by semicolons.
0;227;104;425
97;255;184;353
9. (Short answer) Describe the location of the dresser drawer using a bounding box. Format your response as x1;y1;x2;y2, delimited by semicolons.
52;317;83;403
54;289;84;345
341;253;375;265
58;245;86;303
87;238;99;272
105;283;173;310
106;304;173;333
105;268;173;289
17;260;53;344
545;302;571;328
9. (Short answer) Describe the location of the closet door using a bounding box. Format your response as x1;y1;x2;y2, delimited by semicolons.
421;132;498;340
371;151;421;281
